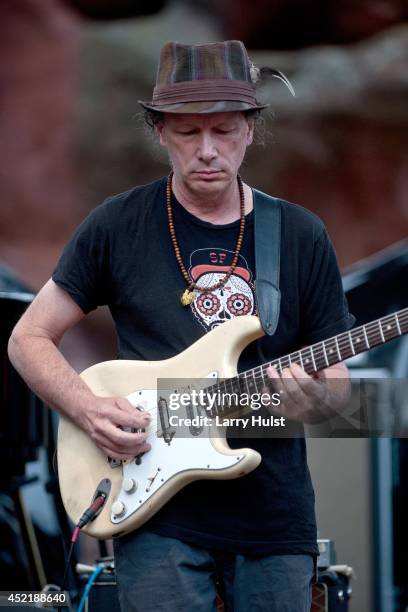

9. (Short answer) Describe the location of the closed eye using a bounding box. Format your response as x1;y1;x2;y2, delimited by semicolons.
176;129;198;135
214;128;235;134
176;128;236;136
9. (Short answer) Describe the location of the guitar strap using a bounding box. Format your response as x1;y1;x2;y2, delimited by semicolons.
253;189;282;336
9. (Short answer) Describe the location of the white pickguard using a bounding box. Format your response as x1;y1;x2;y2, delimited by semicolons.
58;316;265;537
110;380;245;525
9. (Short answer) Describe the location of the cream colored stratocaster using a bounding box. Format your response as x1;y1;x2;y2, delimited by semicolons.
57;309;407;539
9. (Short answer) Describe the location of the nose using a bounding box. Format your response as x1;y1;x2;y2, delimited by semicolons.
197;132;218;163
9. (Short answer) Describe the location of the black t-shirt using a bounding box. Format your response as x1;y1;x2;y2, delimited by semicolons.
53;176;354;555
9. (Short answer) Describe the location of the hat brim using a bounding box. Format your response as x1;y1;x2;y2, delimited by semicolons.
138;99;268;114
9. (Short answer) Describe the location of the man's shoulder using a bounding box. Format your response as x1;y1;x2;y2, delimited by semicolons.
100;176;166;215
253;188;326;242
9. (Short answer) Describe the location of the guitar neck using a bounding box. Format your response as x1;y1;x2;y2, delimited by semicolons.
268;308;408;376
209;308;408;417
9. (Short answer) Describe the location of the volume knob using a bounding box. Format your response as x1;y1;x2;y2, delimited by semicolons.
123;478;137;493
111;500;126;517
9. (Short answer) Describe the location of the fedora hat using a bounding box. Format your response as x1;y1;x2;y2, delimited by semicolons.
139;40;269;114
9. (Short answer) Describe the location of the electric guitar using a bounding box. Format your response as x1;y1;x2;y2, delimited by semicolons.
57;309;407;539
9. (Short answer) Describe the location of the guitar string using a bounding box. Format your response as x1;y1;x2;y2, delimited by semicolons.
209;310;408;401
138;311;408;428
236;311;405;412
127;310;407;434
156;311;407;401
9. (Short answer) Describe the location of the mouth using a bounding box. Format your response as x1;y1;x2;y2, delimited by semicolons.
193;170;223;179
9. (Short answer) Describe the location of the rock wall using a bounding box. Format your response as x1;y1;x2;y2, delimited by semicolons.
1;0;407;290
0;0;83;288
0;0;407;370
75;21;408;267
220;0;408;48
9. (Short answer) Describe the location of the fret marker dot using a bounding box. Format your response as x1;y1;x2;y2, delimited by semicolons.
305;359;309;363
386;325;391;330
356;338;360;342
329;349;333;353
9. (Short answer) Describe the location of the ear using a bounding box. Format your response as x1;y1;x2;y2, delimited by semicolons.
246;120;254;146
156;122;166;147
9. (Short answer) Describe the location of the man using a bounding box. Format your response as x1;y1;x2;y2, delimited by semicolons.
8;41;354;611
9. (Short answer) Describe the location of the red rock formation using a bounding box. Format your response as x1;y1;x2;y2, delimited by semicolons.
220;0;408;49
0;0;407;370
0;0;83;288
62;0;166;20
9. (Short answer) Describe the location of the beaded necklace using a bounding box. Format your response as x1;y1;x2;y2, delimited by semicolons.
166;171;246;306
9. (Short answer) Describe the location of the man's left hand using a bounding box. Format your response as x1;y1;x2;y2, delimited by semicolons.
266;362;351;424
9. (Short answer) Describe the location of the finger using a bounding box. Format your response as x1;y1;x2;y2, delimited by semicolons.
273;368;317;422
100;441;151;462
265;366;283;394
91;424;151;454
114;397;137;413
114;396;152;419
273;396;301;422
266;365;280;381
281;367;309;406
287;364;316;396
100;446;136;461
111;402;152;429
263;366;289;409
268;367;325;424
102;429;152;453
102;424;150;448
289;364;326;402
289;362;309;379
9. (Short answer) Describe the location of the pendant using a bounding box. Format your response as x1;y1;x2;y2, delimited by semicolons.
181;289;195;306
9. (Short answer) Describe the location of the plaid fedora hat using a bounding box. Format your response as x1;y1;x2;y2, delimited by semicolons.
139;40;269;114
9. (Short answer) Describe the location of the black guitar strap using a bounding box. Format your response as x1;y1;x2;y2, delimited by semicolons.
253;189;282;336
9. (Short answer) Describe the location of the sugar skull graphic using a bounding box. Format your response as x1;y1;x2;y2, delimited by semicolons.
189;248;256;332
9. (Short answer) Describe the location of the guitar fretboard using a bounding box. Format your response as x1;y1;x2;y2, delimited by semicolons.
206;308;408;417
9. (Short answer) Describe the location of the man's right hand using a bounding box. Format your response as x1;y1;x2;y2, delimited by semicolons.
79;396;152;461
7;280;153;461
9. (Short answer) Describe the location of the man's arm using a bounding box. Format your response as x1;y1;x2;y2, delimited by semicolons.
8;279;151;460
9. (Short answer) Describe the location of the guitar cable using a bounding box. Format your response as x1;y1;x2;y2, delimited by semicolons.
58;490;108;612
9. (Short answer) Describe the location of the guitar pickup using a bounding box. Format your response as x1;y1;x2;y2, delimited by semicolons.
157;397;176;444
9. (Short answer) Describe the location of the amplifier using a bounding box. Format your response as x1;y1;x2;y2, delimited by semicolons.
86;575;121;612
312;570;352;612
78;556;351;612
317;539;337;569
78;564;120;612
81;574;351;612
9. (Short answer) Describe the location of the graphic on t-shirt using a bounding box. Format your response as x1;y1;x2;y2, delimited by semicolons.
188;248;256;331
